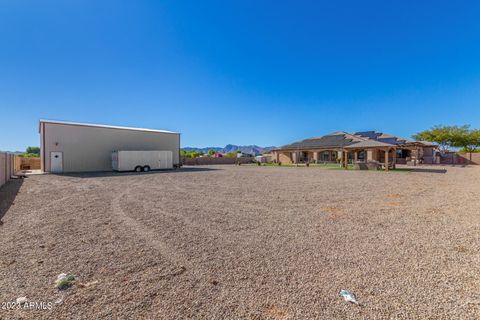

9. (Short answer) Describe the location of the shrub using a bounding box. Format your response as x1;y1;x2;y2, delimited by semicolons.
225;152;237;158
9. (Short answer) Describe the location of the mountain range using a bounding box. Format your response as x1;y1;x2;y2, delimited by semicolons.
182;144;276;155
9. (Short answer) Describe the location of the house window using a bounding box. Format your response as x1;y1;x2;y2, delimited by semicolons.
322;151;330;161
301;152;309;161
397;149;410;158
358;151;365;161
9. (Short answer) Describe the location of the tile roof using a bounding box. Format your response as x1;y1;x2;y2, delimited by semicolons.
344;140;393;149
354;131;413;145
276;130;437;150
277;132;366;150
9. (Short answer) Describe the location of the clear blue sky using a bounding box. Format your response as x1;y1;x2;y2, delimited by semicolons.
1;1;480;151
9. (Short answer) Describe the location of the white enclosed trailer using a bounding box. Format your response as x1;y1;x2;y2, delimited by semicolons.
112;150;173;172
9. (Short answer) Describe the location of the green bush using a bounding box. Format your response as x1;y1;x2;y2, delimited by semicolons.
225;152;237;158
180;150;204;158
18;153;39;158
19;146;40;158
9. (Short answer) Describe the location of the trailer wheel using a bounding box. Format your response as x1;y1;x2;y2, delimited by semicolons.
143;165;151;172
134;166;143;172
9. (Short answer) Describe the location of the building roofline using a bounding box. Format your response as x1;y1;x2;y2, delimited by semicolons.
344;140;395;149
38;119;180;135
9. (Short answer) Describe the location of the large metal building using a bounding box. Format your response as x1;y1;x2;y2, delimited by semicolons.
39;120;180;173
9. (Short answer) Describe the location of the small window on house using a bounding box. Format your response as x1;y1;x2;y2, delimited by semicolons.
321;151;330;161
358;151;365;161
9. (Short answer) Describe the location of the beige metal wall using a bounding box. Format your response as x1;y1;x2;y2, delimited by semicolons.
0;152;16;188
41;122;180;172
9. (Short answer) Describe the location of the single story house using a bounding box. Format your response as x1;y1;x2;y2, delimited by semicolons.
272;131;437;170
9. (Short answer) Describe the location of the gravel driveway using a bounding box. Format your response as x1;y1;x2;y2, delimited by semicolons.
0;165;479;319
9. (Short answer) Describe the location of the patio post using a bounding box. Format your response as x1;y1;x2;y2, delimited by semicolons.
385;149;389;171
414;146;418;166
393;148;396;169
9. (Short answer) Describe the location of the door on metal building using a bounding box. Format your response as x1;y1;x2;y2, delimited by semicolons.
50;152;63;173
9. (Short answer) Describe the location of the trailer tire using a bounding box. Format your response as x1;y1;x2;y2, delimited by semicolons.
134;166;143;172
143;165;151;172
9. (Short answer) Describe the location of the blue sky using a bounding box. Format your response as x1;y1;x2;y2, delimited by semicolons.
1;0;480;151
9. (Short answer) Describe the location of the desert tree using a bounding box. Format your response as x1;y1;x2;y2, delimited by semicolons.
452;127;480;160
413;125;461;153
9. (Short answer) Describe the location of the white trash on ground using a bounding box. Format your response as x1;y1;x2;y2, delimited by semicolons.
16;296;28;304
340;289;360;305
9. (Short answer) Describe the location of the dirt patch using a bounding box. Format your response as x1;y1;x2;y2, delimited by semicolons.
322;206;342;213
0;165;479;319
322;206;346;221
264;305;289;319
385;201;401;206
385;193;402;199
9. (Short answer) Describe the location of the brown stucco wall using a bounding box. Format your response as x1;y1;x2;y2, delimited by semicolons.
278;152;293;164
441;153;480;165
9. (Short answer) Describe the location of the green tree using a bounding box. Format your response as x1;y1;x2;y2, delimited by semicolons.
414;125;480;161
207;149;216;156
20;146;40;158
452;128;480;160
26;146;40;155
413;125;460;153
225;152;237;158
189;151;204;158
180;150;204;158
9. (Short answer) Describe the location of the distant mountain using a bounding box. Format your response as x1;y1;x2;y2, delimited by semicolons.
182;144;276;155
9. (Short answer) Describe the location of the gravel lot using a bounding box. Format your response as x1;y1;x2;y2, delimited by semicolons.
0;165;479;319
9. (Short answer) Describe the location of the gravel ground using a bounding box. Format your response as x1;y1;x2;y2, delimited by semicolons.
0;165;479;319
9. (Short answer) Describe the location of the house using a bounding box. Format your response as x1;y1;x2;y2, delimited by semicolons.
271;131;437;170
39;120;180;173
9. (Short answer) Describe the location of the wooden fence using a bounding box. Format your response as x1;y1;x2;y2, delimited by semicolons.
14;157;41;171
0;152;16;189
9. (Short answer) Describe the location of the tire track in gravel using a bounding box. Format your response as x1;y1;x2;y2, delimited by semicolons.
111;179;192;269
140;173;266;229
109;172;270;274
114;174;233;252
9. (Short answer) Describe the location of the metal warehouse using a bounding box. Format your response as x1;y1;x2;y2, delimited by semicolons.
39;120;180;173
